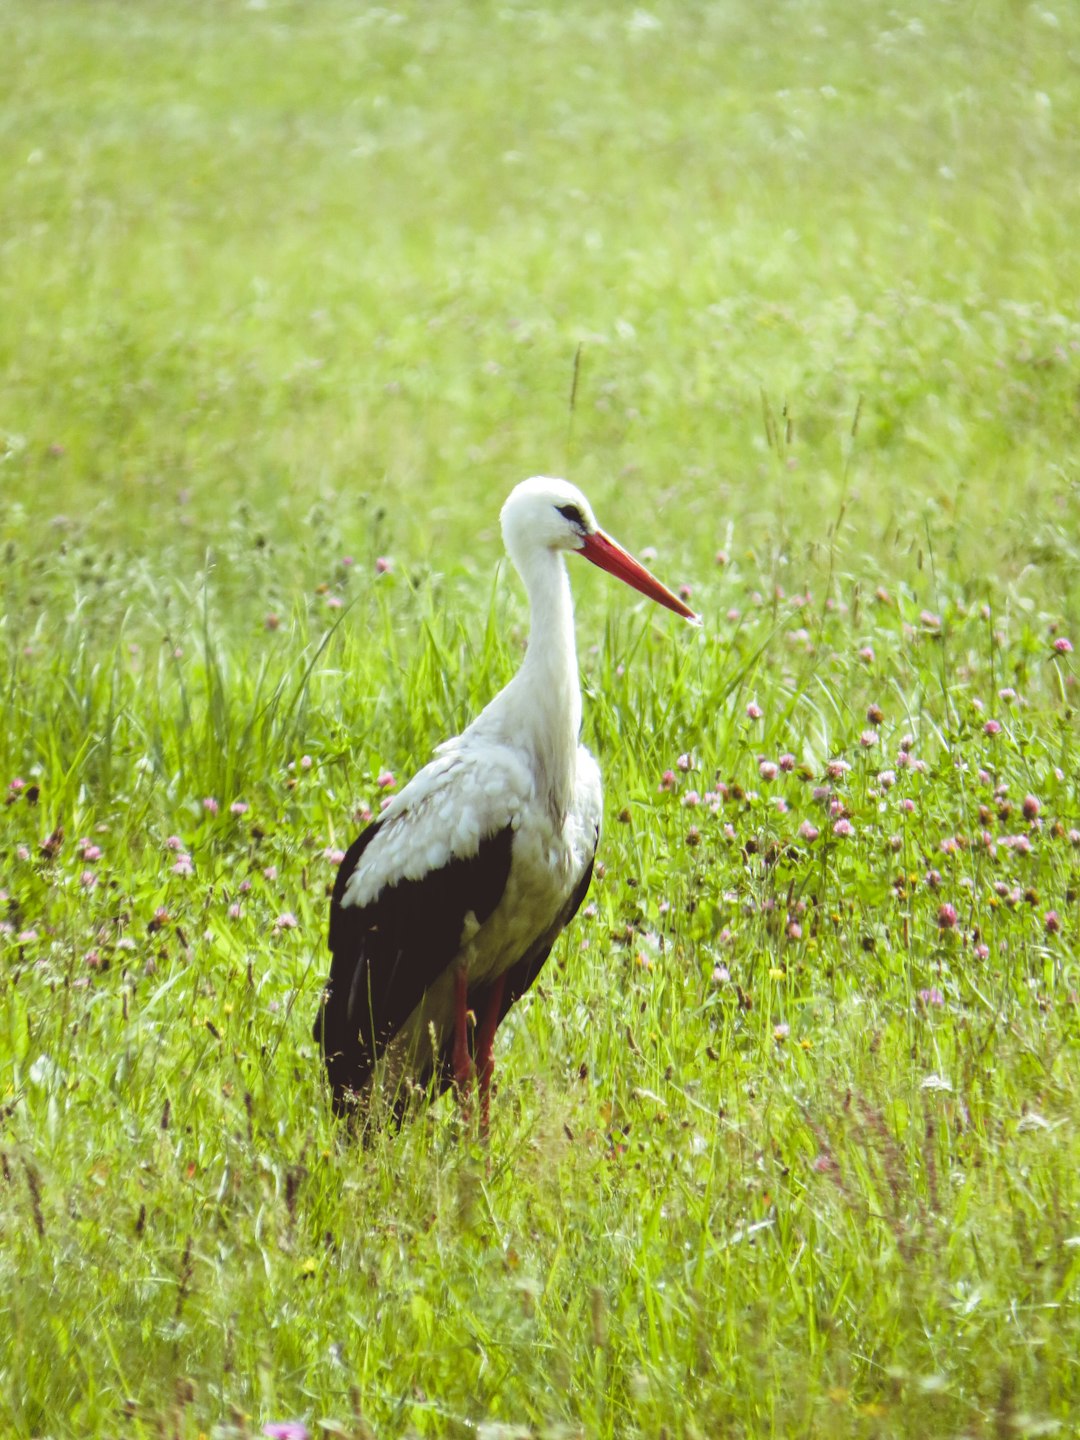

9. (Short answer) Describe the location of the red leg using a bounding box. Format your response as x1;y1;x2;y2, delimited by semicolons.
475;973;506;1139
452;965;474;1101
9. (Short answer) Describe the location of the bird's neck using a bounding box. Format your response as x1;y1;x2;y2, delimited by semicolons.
507;547;582;822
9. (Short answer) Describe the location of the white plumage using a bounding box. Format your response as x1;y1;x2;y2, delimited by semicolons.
314;477;696;1129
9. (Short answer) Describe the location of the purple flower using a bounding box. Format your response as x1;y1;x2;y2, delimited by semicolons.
274;912;299;931
833;818;853;837
263;1425;310;1440
203;797;219;815
746;701;763;720
937;903;957;929
1052;636;1073;654
798;821;820;842
230;800;249;815
676;752;693;772
857;645;875;664
172;857;193;876
974;943;989;961
1045;911;1061;935
375;556;393;574
779;753;796;772
377;770;395;790
659;769;677;792
984;719;1002;736
826;760;850;780
918;987;945;1008
758;760;778;781
1022;794;1040;821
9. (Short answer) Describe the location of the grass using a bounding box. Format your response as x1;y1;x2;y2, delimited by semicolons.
2;0;1080;1435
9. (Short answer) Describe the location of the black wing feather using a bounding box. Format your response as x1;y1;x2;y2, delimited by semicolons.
314;818;514;1115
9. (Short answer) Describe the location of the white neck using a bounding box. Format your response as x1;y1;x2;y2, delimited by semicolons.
481;544;582;823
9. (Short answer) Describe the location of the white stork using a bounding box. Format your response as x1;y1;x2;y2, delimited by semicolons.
314;477;697;1130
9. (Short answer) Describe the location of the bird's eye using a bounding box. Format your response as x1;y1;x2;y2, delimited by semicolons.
556;503;585;528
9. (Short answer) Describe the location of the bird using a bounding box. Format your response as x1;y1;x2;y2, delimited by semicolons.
313;476;697;1132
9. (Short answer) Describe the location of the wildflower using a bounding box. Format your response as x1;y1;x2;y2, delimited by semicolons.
230;801;249;815
758;760;778;781
829;798;844;818
263;865;278;881
659;769;677;792
857;645;875;664
678;584;693;602
918;987;945;1008
984;719;1001;736
899;734;915;752
978;769;992;785
726;608;741;622
746;702;763;720
9;777;25;792
974;943;989;961
878;770;895;790
322;847;346;865
274;912;299;931
939;837;958;856
227;904;242;920
16;845;29;861
925;869;942;890
80;870;97;889
798;821;820;842
1070;829;1080;846
1045;911;1061;935
300;755;313;771
920;610;942;630
773;1023;790;1041
812;1154;834;1173
826;760;850;780
901;798;915;813
17;928;39;943
937;903;958;929
676;752;693;772
859;730;878;748
377;770;395;789
1053;636;1073;654
203;797;219;815
685;826;701;847
715;549;729;567
81;844;102;862
166;836;184;851
682;790;700;808
866;704;884;725
787;922;802;941
326;595;343;609
779;753;796;772
375;556;393;574
712;964;730;984
1022;795;1040;821
172;857;193;876
833;818;854;837
264;612;281;630
263;1425;310;1440
773;797;789;814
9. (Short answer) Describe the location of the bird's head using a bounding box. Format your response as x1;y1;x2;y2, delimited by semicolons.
501;476;698;622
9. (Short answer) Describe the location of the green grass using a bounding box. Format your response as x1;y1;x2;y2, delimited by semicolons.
2;1;1080;1435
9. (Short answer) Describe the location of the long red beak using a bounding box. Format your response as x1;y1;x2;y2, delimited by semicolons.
578;531;699;623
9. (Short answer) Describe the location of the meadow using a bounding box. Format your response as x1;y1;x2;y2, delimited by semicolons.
2;1;1080;1435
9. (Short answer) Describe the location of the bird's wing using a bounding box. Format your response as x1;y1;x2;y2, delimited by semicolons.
316;747;531;1112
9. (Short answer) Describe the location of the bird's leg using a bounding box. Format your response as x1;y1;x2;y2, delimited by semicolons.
474;973;506;1140
452;965;474;1106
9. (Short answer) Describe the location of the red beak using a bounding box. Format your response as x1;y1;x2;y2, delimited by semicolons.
578;531;699;623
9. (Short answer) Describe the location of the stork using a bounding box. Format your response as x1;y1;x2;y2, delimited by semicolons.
314;477;697;1131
